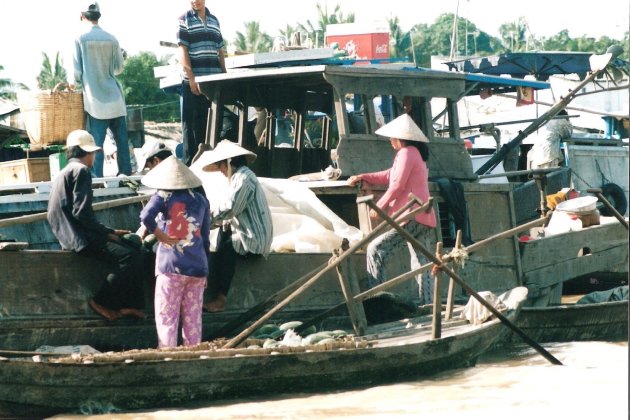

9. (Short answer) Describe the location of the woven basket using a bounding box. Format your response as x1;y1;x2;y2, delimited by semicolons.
18;83;85;150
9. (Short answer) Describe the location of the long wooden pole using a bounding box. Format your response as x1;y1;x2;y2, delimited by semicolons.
222;199;434;349
0;195;149;229
212;197;429;340
587;188;629;230
364;197;563;366
298;210;550;332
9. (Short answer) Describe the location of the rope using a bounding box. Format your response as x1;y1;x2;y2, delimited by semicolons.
447;247;469;268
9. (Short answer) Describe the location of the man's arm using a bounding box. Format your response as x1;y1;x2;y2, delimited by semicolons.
179;45;201;95
218;48;227;73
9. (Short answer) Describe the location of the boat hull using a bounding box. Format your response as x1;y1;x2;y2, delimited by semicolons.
0;309;518;416
515;300;628;343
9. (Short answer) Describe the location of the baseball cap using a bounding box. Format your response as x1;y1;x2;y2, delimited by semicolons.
65;130;102;152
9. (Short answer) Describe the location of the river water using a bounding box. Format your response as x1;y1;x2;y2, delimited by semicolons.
50;341;628;420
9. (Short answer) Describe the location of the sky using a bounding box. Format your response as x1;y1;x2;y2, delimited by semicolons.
0;0;628;90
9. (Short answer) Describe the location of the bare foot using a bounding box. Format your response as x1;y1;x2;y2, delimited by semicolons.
89;299;122;321
203;294;227;313
120;308;146;319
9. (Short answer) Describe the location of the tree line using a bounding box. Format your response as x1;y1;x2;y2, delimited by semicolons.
1;4;627;124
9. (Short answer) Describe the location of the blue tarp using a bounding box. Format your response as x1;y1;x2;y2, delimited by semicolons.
444;52;628;81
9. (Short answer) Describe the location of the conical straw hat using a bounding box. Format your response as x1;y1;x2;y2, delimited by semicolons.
192;140;257;172
375;114;429;143
141;155;202;190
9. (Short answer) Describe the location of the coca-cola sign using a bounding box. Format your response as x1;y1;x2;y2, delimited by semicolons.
375;44;388;54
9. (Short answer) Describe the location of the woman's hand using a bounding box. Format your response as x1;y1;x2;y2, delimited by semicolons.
347;175;362;186
153;229;179;247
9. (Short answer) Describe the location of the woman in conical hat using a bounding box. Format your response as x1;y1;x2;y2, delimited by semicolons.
140;156;212;348
348;114;437;305
193;140;273;313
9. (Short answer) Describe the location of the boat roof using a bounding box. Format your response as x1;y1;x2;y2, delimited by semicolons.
444;52;629;81
197;61;549;99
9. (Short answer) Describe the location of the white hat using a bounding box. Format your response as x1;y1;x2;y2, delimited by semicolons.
375;114;429;143
65;129;101;152
193;140;257;172
141;156;202;190
137;141;172;170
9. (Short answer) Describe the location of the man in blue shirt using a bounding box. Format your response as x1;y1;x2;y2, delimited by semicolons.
74;2;132;178
178;0;227;164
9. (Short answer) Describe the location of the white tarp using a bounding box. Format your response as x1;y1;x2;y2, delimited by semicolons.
192;169;363;253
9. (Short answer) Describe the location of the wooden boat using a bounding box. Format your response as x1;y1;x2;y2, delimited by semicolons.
0;287;527;417
0;52;627;353
516;300;628;343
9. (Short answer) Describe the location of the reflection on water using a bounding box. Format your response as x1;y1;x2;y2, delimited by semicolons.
51;341;628;420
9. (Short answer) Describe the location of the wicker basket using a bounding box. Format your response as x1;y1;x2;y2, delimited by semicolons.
17;83;85;150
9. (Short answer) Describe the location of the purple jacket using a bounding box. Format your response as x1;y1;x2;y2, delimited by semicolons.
140;189;211;278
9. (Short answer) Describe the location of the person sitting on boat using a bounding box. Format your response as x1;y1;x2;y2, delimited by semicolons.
140;156;212;348
47;130;146;321
348;114;437;305
136;141;173;174
195;140;273;312
527;110;573;169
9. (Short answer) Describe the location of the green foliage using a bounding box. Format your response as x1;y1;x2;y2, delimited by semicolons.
37;52;68;90
297;3;355;49
117;52;179;123
0;65;28;100
234;21;273;53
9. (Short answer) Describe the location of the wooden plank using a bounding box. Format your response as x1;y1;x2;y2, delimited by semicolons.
522;245;628;295
520;222;628;269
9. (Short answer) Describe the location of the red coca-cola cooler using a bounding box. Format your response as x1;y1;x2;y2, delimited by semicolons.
326;23;389;60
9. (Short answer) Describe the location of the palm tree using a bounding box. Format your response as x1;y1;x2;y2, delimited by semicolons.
498;18;528;52
388;16;411;60
0;65;26;100
234;21;273;53
37;52;68;90
298;3;355;48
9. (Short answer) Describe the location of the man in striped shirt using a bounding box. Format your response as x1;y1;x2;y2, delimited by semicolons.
178;0;227;164
197;140;273;312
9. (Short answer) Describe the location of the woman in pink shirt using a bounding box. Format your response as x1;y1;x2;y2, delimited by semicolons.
348;114;437;304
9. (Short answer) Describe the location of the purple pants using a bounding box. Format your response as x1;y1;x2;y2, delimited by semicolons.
154;272;206;348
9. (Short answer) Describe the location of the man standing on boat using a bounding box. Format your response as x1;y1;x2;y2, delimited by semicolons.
196;140;273;312
73;2;132;178
528;110;573;169
178;0;227;164
47;130;146;321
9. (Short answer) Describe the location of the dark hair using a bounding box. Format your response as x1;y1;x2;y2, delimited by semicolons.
66;146;88;159
230;155;248;168
152;149;172;162
403;141;429;162
81;11;101;21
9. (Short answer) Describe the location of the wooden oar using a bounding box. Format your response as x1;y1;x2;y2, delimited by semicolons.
587;188;629;230
364;195;563;366
297;213;551;333
210;197;428;340
0;195;149;229
222;199;435;349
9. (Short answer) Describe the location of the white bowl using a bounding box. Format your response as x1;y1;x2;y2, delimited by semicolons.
555;195;598;214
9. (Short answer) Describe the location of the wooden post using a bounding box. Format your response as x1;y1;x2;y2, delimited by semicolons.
445;230;462;320
335;240;367;336
432;242;443;339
